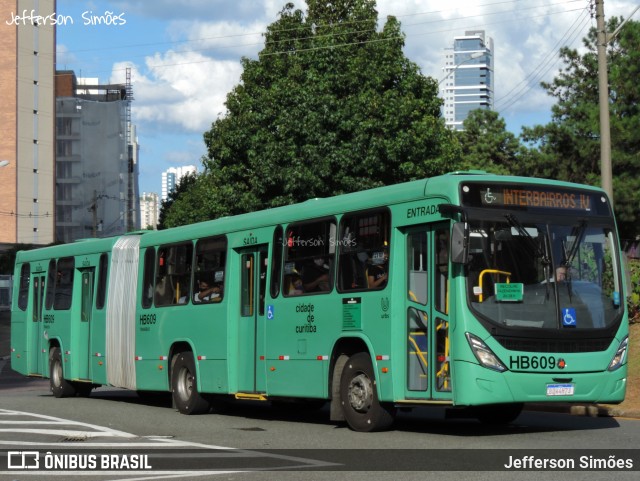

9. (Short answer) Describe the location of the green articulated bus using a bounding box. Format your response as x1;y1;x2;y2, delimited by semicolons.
10;172;629;431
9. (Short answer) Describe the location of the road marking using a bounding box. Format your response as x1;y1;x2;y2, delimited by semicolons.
0;408;338;478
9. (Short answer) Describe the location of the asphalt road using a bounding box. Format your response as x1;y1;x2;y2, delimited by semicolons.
0;371;639;481
1;311;639;480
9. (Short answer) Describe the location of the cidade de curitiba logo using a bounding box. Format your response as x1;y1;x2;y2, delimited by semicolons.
6;451;152;471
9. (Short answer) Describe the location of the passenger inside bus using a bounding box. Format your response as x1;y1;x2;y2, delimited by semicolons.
286;273;305;296
302;257;330;292
194;277;222;302
367;251;388;288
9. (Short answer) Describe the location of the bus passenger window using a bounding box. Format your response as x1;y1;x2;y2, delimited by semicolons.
142;248;155;308
54;257;75;310
155;243;194;306
193;236;227;304
45;259;56;310
270;226;283;298
283;219;336;296
337;209;390;292
17;264;30;311
96;253;109;310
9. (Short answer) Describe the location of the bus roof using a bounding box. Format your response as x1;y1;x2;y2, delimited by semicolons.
14;171;607;261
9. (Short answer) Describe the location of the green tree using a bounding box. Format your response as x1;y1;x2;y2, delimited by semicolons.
157;171;202;230
457;109;523;174
164;0;459;227
520;18;640;238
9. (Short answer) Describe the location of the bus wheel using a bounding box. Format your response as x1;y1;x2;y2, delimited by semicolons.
340;352;395;432
475;403;524;425
49;347;76;398
171;352;210;415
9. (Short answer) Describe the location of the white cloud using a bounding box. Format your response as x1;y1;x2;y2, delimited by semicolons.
111;51;243;133
167;19;267;59
77;0;639;194
56;44;77;68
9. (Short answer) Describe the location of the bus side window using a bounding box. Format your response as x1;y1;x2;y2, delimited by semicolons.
270;226;283;298
45;259;56;310
54;257;74;311
155;243;194;306
96;253;109;310
17;263;30;311
337;209;391;292
193;236;227;304
142;248;155;308
283;218;336;296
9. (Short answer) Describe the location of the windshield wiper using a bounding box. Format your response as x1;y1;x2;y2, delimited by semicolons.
562;220;588;268
505;214;553;299
505;214;550;264
560;220;588;303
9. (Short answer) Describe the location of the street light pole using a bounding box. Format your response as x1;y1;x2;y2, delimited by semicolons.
596;0;613;204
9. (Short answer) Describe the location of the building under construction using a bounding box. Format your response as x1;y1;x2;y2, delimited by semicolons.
55;71;140;243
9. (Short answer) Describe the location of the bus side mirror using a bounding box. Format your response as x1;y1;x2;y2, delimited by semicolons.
451;222;469;265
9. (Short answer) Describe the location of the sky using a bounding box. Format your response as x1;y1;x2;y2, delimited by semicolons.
44;0;640;196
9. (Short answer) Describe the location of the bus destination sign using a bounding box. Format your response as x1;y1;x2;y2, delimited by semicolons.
461;183;610;216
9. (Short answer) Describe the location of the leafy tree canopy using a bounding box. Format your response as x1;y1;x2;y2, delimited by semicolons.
157;172;200;230
520;17;640;238
457;109;523;175
162;0;460;226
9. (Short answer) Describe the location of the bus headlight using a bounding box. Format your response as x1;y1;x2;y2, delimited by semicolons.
608;336;628;371
466;332;507;372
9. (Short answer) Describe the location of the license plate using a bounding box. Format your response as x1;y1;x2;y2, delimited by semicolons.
546;383;575;396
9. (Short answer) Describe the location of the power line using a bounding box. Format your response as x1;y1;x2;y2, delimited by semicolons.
57;0;551;56
495;6;592;113
142;7;587;74
53;1;587;78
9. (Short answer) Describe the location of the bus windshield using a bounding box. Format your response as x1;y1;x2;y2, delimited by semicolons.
466;215;622;331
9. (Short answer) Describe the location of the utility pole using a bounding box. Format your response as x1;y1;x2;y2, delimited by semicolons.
595;0;613;204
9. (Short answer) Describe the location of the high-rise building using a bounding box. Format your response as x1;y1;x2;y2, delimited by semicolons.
139;192;159;230
441;30;494;131
161;166;197;201
55;71;140;242
0;0;56;248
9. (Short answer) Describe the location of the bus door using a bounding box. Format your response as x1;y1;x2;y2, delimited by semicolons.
404;222;452;401
28;273;46;375
77;268;95;380
238;245;269;394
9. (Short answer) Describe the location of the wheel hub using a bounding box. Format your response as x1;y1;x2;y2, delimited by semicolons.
52;361;62;386
348;373;373;412
177;367;194;401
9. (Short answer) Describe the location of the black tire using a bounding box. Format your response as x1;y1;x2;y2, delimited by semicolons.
171;352;210;415
49;347;76;398
475;403;524;425
339;352;396;432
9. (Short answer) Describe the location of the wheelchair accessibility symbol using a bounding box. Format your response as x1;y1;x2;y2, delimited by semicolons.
267;305;274;320
562;308;577;327
484;188;497;204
